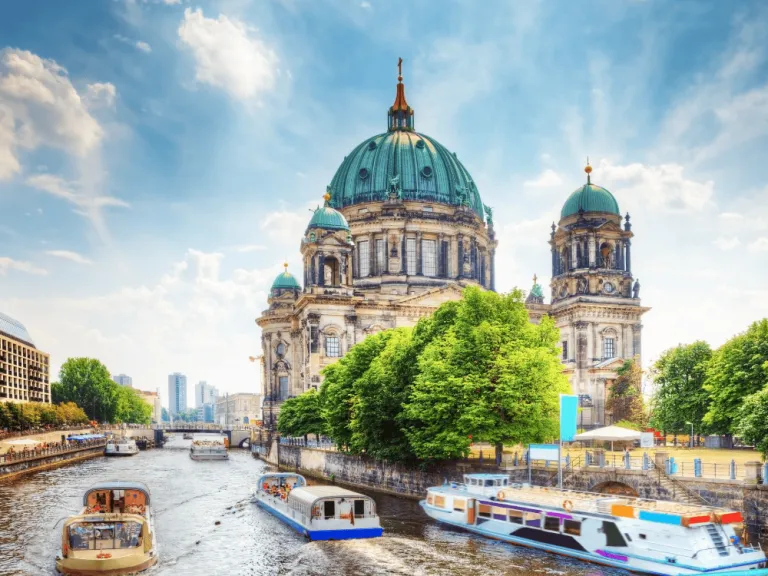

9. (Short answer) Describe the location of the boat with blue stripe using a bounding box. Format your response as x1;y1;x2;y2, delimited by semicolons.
421;473;767;575
252;473;383;541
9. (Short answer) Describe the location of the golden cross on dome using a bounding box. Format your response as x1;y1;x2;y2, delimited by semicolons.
398;57;403;79
533;273;538;284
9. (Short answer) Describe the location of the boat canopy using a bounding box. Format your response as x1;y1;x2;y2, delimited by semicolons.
573;425;642;441
257;473;307;486
68;434;105;441
83;481;151;505
288;485;372;508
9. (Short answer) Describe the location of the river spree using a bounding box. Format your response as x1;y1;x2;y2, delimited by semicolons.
0;437;624;576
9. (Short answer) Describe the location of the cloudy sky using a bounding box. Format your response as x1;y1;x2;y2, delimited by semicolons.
0;0;766;404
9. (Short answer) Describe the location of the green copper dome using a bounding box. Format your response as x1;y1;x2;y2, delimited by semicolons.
327;66;484;219
307;195;350;231
271;267;301;291
560;183;620;219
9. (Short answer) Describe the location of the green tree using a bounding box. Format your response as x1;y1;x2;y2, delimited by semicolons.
114;386;152;425
704;319;768;436
736;387;768;459
403;287;570;462
56;402;89;425
318;333;393;450
51;382;66;404
650;341;712;435
277;389;324;440
57;358;118;421
606;358;645;425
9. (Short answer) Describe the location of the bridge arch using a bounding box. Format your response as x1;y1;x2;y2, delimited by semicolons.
590;480;639;497
238;437;251;449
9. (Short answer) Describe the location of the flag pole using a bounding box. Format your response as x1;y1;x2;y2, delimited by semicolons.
558;394;563;490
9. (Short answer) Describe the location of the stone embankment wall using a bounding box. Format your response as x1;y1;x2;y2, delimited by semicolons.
0;443;106;482
256;442;768;540
0;428;93;453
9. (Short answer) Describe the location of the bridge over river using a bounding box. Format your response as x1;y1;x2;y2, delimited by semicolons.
113;424;253;449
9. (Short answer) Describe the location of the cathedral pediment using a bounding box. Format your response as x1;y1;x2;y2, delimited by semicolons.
394;284;465;307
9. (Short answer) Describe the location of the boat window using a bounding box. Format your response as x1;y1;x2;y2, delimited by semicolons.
485;480;494;487
492;506;507;521
503;479;508;486
324;500;336;519
544;516;561;532
453;499;466;512
525;512;542;528
625;533;632;542
564;520;581;536
434;495;446;508
354;500;365;517
427;493;434;505
478;504;492;518
508;510;524;524
603;521;628;547
68;521;143;550
639;534;646;540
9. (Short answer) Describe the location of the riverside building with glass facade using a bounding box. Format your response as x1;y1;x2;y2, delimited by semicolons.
0;312;51;404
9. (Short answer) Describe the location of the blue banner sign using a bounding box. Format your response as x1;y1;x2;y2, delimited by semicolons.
529;444;559;461
560;394;578;442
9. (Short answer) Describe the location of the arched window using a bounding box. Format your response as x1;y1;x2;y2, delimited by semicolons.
276;343;286;357
600;242;614;269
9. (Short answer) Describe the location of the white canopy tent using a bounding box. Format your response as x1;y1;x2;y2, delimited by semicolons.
573;425;642;451
4;438;42;446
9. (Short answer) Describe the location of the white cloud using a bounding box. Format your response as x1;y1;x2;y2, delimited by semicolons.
596;159;714;212
0;49;106;179
0;257;47;276
177;8;278;101
84;82;117;109
719;212;744;219
713;236;741;251
748;237;768;252
360;1;372;8
45;250;93;265
523;169;563;189
163;0;181;4
136;41;152;54
26;173;130;214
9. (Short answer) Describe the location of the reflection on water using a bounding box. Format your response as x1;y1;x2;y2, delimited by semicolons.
0;437;626;575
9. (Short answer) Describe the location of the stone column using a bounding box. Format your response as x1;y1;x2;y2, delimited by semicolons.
625;240;632;275
457;234;464;278
745;461;762;485
571;241;577;271
416;232;423;275
438;233;445;277
401;233;407;274
588;236;596;267
368;233;374;277
384;232;389;275
490;248;496;291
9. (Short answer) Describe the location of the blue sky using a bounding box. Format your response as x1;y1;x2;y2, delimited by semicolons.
1;0;767;403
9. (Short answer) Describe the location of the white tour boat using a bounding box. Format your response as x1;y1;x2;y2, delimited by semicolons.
56;481;157;575
104;436;139;457
421;473;767;575
252;473;383;541
190;437;229;460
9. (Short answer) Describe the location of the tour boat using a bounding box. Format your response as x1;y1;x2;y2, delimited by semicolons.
56;481;157;576
190;437;228;460
421;473;768;575
252;473;383;540
104;436;139;457
183;433;193;440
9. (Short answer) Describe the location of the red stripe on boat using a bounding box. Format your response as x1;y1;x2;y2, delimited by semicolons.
719;512;743;524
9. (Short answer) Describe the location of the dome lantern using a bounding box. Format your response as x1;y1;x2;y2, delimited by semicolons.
560;163;620;219
388;57;414;132
270;263;301;295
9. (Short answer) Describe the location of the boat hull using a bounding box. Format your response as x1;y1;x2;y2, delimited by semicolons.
104;451;138;457
420;501;767;576
56;553;156;575
190;453;228;460
255;499;383;541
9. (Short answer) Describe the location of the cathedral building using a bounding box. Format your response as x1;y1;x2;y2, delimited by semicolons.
256;63;648;429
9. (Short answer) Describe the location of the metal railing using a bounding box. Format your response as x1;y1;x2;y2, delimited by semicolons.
0;438;107;464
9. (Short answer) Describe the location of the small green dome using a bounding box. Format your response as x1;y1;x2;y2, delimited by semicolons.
271;267;301;291
307;195;350;231
560;183;620;219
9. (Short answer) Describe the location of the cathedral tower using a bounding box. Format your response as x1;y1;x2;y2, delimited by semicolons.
549;163;649;426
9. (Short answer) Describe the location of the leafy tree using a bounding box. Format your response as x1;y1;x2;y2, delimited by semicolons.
51;382;65;404
57;358;118;422
277;389;324;440
319;333;393;450
736;387;768;459
114;386;152;425
704;319;768;436
606;358;645;425
56;402;89;425
403;287;570;462
650;341;712;434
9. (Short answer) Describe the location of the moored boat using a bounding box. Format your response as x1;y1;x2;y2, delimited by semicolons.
252;473;383;540
56;481;157;576
104;436;139;457
421;474;767;575
190;437;228;460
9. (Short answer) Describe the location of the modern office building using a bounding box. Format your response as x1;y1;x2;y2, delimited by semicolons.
112;374;133;387
194;381;218;408
196;403;215;423
167;372;187;417
0;312;50;404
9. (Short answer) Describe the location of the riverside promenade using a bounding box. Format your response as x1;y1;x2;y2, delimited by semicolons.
0;437;107;481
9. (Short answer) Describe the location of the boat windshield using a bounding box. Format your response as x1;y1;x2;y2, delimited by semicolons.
68;521;143;550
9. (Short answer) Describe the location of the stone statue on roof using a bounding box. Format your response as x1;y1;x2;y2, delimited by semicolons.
388;174;402;200
483;204;493;225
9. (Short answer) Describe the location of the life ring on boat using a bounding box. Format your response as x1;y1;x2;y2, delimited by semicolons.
562;500;574;512
497;490;507;501
96;552;112;559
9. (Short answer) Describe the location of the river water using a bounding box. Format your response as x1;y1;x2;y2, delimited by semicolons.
0;437;624;576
